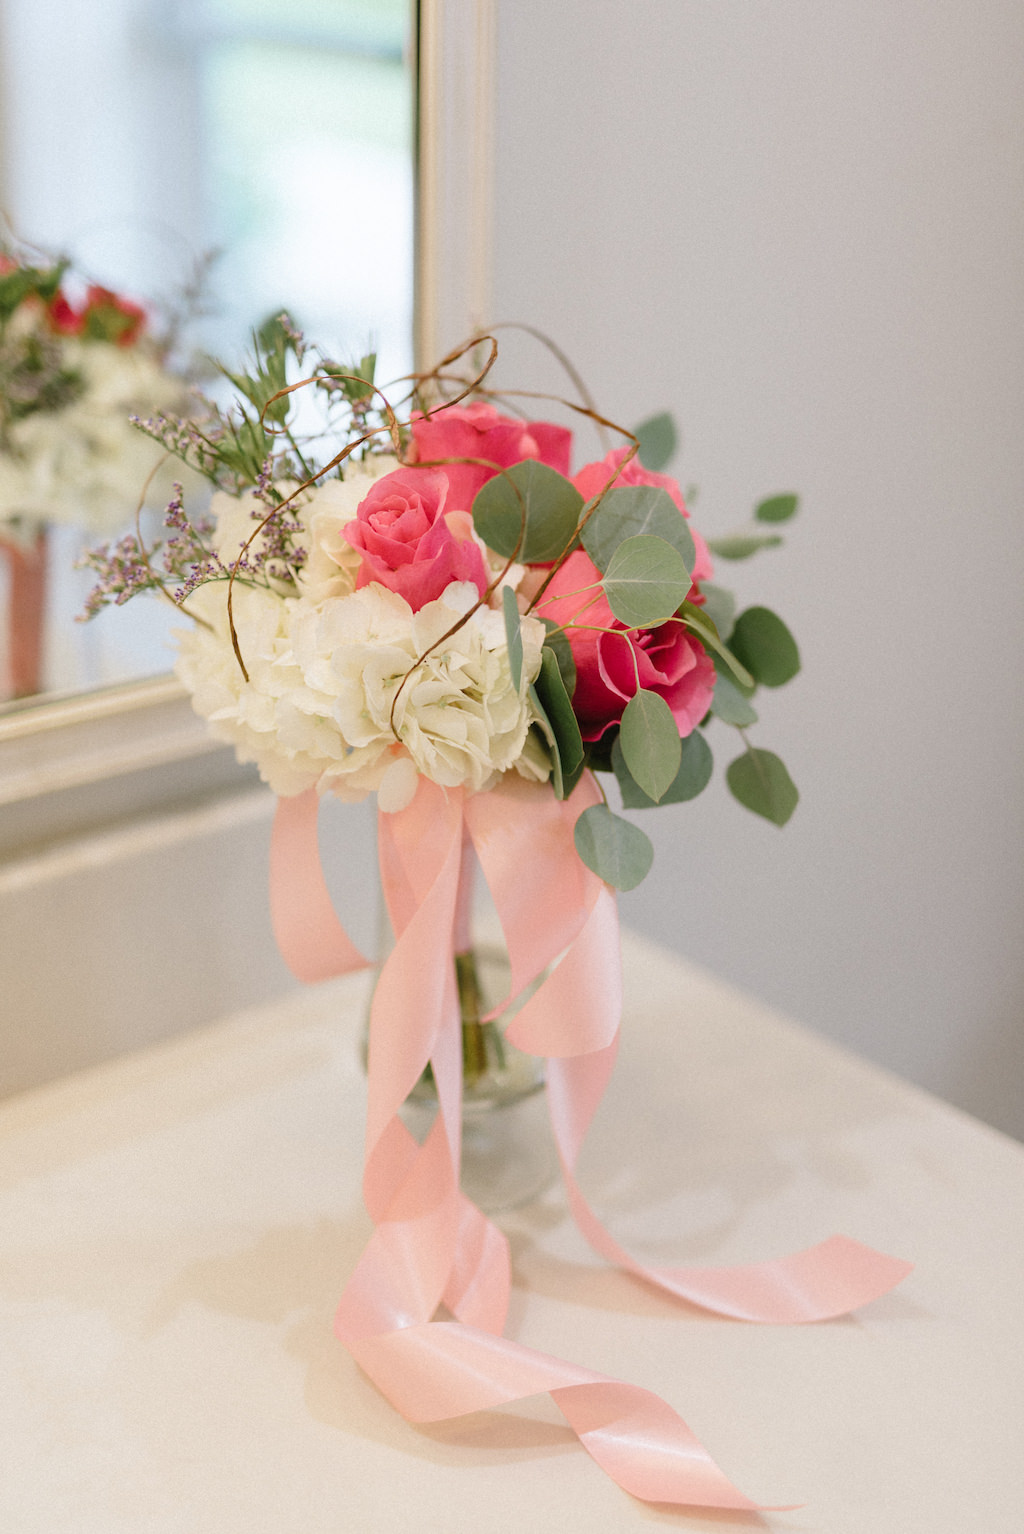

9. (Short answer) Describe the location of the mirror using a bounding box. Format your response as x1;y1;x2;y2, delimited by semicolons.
0;0;416;707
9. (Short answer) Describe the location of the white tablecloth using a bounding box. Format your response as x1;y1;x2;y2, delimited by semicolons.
2;934;1022;1532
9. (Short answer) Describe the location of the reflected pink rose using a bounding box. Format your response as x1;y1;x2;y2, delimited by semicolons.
408;402;572;511
343;467;488;611
573;448;714;592
536;548;715;741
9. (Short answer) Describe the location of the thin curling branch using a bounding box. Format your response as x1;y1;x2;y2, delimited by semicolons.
130;447;215;631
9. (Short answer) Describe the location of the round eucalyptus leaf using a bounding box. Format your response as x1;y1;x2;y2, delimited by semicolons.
711;670;758;727
619;689;682;803
755;492;799;524
726;748;798;826
698;582;736;641
612;728;713;808
581;484;695;575
472;459;583;563
602;534;691;628
574;804;654;891
729;606;801;687
706;531;783;561
632;411;677;471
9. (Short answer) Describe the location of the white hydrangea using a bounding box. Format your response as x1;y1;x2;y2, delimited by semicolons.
175;570;549;810
296;455;399;605
206;455;399;602
174;581;334;798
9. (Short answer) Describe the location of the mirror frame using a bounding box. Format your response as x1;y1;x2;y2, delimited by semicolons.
0;0;496;858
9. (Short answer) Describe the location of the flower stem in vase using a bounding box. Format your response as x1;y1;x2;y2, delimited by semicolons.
455;947;507;1086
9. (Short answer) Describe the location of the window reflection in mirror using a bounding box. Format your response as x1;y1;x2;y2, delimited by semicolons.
0;0;414;707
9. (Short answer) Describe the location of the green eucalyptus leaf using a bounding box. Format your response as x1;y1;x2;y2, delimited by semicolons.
726;748;798;825
472;459;583;563
531;647;584;799
602;535;692;627
612;728;713;808
574;804;655;891
698;582;736;641
583;728;616;773
711;670;759;726
706;531;784;560
679;601;756;689
528;704;562;795
729;606;801;687
541;619;577;697
755;492;799;524
581;485;695;575
619;689;682;803
502;585;523;691
633;411;677;471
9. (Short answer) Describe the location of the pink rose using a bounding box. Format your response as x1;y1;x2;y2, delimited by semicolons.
343;467;489;611
408;402;572;511
536;548;715;741
573;448;714;593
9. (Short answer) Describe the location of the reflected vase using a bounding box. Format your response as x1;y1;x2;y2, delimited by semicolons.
0;522;48;701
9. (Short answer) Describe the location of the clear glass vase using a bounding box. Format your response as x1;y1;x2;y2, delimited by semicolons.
367;836;556;1212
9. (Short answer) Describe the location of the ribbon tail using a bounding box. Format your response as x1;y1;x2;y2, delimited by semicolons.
270;789;370;982
468;774;913;1323
546;1029;912;1324
349;1321;787;1512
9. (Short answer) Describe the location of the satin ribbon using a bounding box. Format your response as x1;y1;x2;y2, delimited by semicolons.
270;774;911;1510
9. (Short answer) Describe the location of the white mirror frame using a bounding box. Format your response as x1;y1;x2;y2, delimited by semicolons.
0;0;496;860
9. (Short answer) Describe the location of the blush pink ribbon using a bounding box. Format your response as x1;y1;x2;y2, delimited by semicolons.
270;774;912;1510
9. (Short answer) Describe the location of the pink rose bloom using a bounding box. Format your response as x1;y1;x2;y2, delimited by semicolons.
343;466;489;611
573;447;714;593
408;402;572;512
536;548;715;742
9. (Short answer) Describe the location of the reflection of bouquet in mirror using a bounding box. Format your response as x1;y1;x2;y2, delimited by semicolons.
0;248;190;533
0;242;195;697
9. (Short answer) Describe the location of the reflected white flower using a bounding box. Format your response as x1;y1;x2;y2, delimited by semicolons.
0;340;190;535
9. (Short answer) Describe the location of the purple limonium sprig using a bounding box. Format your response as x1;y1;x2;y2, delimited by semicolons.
76;533;160;618
160;481;224;587
232;455;308;583
130;411;221;480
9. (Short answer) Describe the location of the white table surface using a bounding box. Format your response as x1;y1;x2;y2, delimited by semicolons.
2;933;1022;1533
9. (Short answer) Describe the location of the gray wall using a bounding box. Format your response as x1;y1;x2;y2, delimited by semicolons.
487;1;1024;1136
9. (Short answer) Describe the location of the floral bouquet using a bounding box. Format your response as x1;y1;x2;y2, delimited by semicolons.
0;244;192;696
83;317;800;861
83;319;909;1512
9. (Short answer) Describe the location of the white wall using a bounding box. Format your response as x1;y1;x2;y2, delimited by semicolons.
487;1;1024;1136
